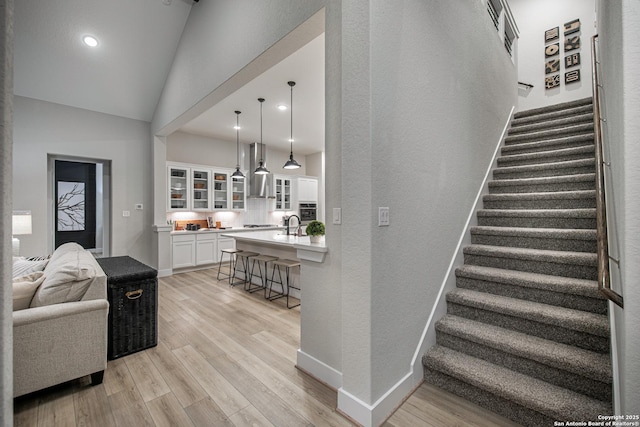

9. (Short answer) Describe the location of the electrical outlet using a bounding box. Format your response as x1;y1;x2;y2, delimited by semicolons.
333;208;342;225
378;207;389;226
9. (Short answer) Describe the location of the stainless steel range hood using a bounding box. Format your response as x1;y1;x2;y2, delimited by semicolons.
248;142;272;198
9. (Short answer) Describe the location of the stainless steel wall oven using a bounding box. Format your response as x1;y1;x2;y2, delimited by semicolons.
299;203;317;223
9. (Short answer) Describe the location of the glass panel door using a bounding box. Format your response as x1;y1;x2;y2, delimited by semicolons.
232;176;245;210
192;169;210;211
213;172;228;210
169;166;189;210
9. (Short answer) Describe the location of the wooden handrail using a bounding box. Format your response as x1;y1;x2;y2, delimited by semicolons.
591;34;623;308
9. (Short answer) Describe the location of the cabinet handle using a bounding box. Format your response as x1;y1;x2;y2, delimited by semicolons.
125;289;143;300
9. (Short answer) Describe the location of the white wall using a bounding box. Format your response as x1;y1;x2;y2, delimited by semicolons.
337;0;517;421
13;97;154;265
597;0;640;416
510;0;596;111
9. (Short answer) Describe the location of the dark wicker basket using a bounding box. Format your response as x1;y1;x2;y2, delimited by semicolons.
97;256;158;359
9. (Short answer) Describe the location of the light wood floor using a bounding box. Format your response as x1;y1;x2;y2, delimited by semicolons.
14;268;520;427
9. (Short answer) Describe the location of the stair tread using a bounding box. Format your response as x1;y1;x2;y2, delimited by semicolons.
436;315;612;382
503;134;594;153
470;225;596;239
495;158;595;174
499;144;594;161
508;113;594;135
446;288;609;337
456;264;602;298
504;123;594;143
464;243;596;262
490;173;595;186
477;208;596;218
511;105;593;126
423;346;611;420
484;190;595;201
513;97;592;119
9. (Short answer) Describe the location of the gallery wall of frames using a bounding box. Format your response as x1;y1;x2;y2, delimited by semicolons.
544;18;582;90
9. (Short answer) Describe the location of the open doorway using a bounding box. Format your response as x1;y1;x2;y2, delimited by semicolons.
48;155;111;256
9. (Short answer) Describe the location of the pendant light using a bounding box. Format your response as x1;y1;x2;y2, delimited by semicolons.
283;81;302;169
254;97;270;175
231;110;244;178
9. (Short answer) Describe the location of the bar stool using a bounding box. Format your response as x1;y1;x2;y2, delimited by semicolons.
247;255;278;294
231;251;259;287
217;248;243;285
268;259;301;309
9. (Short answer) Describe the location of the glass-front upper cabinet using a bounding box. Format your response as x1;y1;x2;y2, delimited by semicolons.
191;169;211;211
232;176;245;210
212;171;228;210
168;166;189;211
274;176;292;210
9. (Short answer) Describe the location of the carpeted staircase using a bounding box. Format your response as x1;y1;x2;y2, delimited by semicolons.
422;97;612;426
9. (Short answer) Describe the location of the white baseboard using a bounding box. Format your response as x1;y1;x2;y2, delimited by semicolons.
337;371;419;427
157;268;172;278
296;349;343;390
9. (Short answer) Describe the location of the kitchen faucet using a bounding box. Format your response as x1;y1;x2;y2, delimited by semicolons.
284;215;301;236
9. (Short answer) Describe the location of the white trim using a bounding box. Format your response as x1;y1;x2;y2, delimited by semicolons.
157;268;172;278
338;372;417;427
608;303;621;415
296;349;342;390
409;106;515;377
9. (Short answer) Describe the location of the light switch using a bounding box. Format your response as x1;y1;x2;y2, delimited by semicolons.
333;208;342;225
135;204;143;210
378;207;389;226
123;210;130;217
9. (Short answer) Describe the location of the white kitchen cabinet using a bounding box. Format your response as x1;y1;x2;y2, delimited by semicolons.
191;168;212;211
231;175;246;210
168;165;190;211
297;177;318;202
172;234;196;268
196;233;217;265
273;175;292;210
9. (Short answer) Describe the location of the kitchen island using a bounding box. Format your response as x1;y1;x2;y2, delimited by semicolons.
221;230;327;300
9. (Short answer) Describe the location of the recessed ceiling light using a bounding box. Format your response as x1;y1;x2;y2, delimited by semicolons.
288;138;294;143
233;126;241;130
83;35;99;47
277;104;288;111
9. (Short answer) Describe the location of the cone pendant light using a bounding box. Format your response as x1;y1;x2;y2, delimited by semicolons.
283;81;302;169
231;110;244;178
254;98;270;175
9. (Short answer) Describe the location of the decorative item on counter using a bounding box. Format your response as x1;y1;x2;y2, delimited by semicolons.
305;220;325;243
216;221;222;229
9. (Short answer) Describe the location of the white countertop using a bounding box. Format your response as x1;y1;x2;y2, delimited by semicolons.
221;230;327;254
170;226;282;235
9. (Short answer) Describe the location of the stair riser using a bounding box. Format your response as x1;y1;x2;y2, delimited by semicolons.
463;253;597;280
493;165;595;180
497;152;594;167
502;141;593;156
423;368;554;426
504;124;594;144
470;233;597;253
446;302;609;352
483;198;596;210
435;331;611;401
477;216;596;229
455;275;606;314
488;181;595;193
508;116;593;136
511;105;593;126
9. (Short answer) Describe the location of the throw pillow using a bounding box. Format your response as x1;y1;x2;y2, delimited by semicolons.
13;271;46;310
12;258;48;280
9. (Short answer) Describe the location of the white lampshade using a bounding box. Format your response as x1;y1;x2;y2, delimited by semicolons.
12;211;32;235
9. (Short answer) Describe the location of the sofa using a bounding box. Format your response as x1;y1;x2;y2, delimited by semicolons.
12;242;109;397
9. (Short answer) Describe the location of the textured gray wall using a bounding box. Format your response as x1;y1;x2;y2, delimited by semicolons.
0;0;13;423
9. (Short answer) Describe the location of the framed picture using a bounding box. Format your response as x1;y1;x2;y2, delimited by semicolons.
565;69;581;84
565;52;581;68
545;59;560;74
545;74;560;89
564;19;581;35
545;26;559;43
565;36;581;51
545;43;560;57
